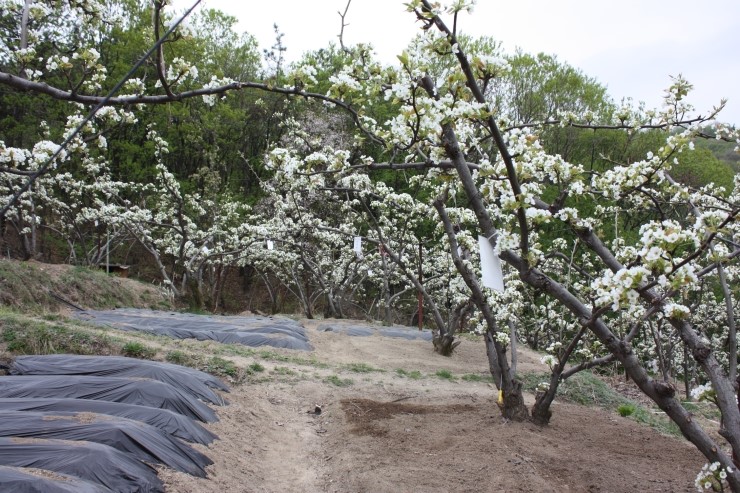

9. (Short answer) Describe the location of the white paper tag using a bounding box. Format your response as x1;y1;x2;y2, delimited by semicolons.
267;240;274;250
479;235;504;292
353;236;363;258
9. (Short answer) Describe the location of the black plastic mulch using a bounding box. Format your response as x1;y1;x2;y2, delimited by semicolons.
0;437;164;493
74;308;313;350
318;323;434;341
0;375;217;423
11;355;229;405
0;398;217;445
0;411;212;477
0;465;113;493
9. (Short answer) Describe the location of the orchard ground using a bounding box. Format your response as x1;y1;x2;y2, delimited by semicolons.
156;318;704;493
0;261;706;492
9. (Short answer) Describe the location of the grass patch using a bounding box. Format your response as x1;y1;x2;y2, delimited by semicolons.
122;341;156;359
462;373;492;383
272;366;297;376
345;362;383;373
629;406;680;435
0;259;172;314
617;403;636;417
203;356;238;378
682;400;722;421
325;375;353;387
246;362;265;374
256;349;329;368
165;350;191;365
1;312;118;355
521;371;681;436
395;368;422;379
258;350;290;361
435;369;455;380
457;332;481;342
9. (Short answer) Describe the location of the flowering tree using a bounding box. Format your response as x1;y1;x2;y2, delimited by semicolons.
267;0;740;483
401;0;739;484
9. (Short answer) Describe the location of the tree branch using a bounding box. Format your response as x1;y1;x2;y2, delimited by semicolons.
337;0;352;52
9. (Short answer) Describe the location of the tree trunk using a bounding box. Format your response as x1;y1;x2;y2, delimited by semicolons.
381;247;392;326
433;157;528;421
485;332;528;421
508;320;518;378
433;331;460;356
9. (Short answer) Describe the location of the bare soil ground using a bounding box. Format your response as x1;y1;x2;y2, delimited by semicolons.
157;319;704;493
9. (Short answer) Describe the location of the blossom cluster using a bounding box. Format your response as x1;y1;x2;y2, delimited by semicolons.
694;462;732;491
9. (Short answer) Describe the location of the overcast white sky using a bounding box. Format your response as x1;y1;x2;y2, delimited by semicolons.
175;0;740;125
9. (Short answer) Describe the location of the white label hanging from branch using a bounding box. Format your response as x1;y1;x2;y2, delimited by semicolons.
353;236;363;258
266;239;274;251
478;235;504;292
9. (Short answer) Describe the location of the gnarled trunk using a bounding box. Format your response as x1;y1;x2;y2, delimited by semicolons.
433;331;460;356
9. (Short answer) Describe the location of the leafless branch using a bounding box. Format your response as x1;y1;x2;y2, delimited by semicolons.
337;0;352;52
561;354;615;380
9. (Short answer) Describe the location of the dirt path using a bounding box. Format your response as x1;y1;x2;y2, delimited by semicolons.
156;320;703;492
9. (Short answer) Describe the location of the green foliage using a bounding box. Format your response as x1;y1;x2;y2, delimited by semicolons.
671;146;735;191
435;369;455;380
522;371;680;436
0;313;117;355
246;362;265;374
256;349;329;368
682;400;722;421
617;403;636;417
461;373;492;382
345;362;383;373
186;8;260;80
395;368;423;379
694;126;740;170
165;350;191;365
271;366;297;376
497;50;613;124
122;341;156;359
204;356;238;378
325;374;354;387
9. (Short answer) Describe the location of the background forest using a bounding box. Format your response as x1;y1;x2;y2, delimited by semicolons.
1;1;739;489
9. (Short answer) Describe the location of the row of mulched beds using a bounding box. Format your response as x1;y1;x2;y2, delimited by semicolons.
0;354;229;493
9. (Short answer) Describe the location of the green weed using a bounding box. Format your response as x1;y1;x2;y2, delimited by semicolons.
326;375;353;387
247;362;265;374
272;366;297;376
395;368;423;379
462;373;492;382
435;369;455;380
346;362;382;373
165;350;190;365
122;341;156;359
1;314;117;355
204;356;238;378
521;371;680;436
617;403;636;417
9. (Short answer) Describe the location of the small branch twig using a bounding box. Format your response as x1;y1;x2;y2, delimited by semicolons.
337;0;352;52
